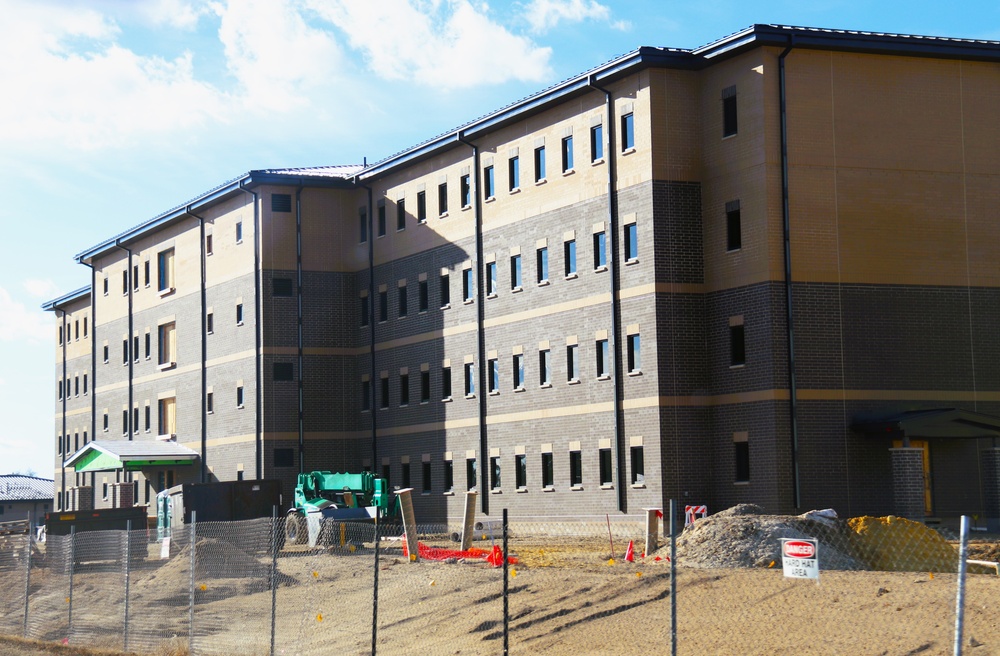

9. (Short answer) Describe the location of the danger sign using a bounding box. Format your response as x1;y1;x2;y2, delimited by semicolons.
780;538;819;580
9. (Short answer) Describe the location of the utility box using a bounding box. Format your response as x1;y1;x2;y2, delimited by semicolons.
157;479;283;541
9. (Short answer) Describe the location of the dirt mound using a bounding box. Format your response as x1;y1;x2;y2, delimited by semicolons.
847;516;957;572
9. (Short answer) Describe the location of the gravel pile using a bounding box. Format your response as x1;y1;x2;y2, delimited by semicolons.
674;504;866;570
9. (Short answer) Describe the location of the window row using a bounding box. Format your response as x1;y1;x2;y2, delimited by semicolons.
359;114;637;244
367;443;645;495
57;373;89;401
101;384;247;438
56;429;89;456
57;317;89;346
360;333;640;411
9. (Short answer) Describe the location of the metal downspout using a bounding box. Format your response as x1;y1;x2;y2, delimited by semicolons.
115;241;134;444
458;133;489;515
588;76;627;514
295;185;305;475
239;181;264;479
185;207;209;484
81;261;97;498
58;309;67;508
779;41;802;510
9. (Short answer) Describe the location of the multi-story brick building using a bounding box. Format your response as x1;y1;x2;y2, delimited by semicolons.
45;25;1000;527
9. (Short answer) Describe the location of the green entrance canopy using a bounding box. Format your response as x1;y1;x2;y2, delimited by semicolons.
64;440;199;473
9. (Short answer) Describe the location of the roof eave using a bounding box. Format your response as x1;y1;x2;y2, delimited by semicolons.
41;285;92;312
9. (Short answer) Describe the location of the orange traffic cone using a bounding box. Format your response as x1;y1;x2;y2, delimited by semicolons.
624;540;635;562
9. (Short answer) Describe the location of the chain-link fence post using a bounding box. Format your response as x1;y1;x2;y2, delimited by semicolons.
22;525;32;638
502;507;509;656
270;505;278;656
123;519;132;653
954;515;970;656
371;511;381;656
189;510;196;654
68;526;75;639
669;498;677;656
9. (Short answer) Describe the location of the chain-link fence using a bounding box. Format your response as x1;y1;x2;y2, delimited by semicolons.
1;506;997;655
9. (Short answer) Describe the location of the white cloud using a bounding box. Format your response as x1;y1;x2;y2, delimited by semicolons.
22;280;62;300
131;0;208;30
522;0;626;34
0;287;50;343
307;0;553;89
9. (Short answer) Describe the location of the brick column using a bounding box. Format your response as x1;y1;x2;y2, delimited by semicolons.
889;448;925;521
980;448;1000;531
116;482;135;509
75;486;94;511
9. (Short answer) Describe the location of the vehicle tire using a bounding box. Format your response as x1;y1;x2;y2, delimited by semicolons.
285;512;307;545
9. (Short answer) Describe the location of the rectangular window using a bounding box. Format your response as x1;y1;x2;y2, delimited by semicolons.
144;261;150;287
400;373;409;406
74;375;79;397
396;198;406;231
74;320;79;340
536;247;548;283
590;124;604;161
401;462;411;488
566;344;578;382
463;269;474;302
122;339;128;364
360;296;370;327
145;405;151;432
621;112;635;151
726;201;742;251
236;385;244;407
359;207;368;243
441;365;452;399
206;312;214;335
158;322;176;366
103;276;109;295
570;450;582;487
627;333;641;373
488;358;499;393
440;273;450;307
596;339;609;377
157;248;175;292
205;234;213;256
594;231;607;269
418;280;428;312
510;254;522;289
490;456;501;490
564;239;576;276
420;370;430;403
380;377;389;409
599;448;613;485
422;461;431;493
398;284;407;318
631;445;644;484
512;353;524;390
83;317;88;337
730;324;746;366
515;454;527;490
377;203;386;237
133;265;139;291
541;452;554;488
236;221;243;243
122;269;128;295
103;344;109;363
466;457;477;491
273;362;293;381
143;331;150;359
57;381;62;400
273;278;293;297
58;326;63;346
484;165;495;199
534;146;546;182
361;379;371;411
83;374;88;395
132;407;139;433
464;362;475;397
508;156;520;191
460;174;471;208
236;303;244;325
723;87;738;137
103;412;108;431
625;223;638;261
133;335;139;362
378;290;387;322
444;459;454;493
381;463;390;487
486;261;497;296
206;391;214;414
438;182;448;215
158;397;176;436
539;348;551;386
735;436;750;482
416;191;427;223
561;136;573;172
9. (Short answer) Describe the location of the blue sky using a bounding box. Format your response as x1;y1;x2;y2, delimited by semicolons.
1;0;997;477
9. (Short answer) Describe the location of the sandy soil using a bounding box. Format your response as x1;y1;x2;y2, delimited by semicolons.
0;534;997;655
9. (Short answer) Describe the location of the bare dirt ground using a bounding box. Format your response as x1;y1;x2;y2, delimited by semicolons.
0;520;997;655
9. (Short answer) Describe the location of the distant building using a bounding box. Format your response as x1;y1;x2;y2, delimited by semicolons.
0;475;53;527
44;25;1000;527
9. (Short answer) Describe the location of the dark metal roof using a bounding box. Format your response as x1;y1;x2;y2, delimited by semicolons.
41;285;91;312
0;475;53;502
852;408;1000;439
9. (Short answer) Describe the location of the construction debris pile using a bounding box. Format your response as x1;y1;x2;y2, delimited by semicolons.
674;504;962;572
